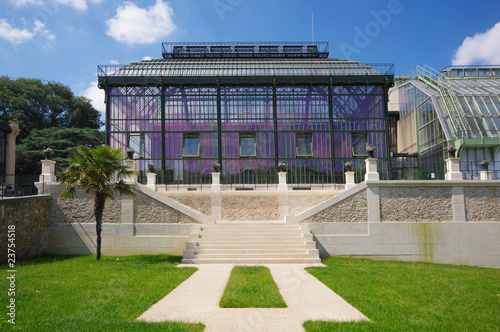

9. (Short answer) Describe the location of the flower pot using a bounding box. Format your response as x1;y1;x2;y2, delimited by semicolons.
127;151;134;159
44;152;51;160
212;166;220;173
147;166;155;173
447;149;456;158
346;166;353;172
481;165;489;171
366;150;375;158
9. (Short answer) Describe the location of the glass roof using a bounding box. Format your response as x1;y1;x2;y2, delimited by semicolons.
395;65;500;141
98;58;394;78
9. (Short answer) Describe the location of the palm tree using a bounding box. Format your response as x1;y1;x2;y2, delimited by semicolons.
59;145;135;260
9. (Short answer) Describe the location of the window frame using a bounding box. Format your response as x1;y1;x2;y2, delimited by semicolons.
239;133;257;157
127;133;144;158
182;133;200;158
295;132;313;158
351;132;368;156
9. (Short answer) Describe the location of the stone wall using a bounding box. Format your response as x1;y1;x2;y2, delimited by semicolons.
45;185;121;224
380;186;453;222
303;189;367;223
464;187;500;222
222;196;280;221
134;190;198;223
0;196;50;260
167;195;212;215
288;195;332;216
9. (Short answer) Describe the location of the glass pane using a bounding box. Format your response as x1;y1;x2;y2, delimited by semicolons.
240;135;256;157
352;133;367;156
183;135;200;157
128;134;144;158
296;133;313;156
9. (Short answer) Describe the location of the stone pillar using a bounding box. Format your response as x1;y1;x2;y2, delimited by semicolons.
479;170;493;180
451;186;466;222
39;160;57;183
5;121;20;184
211;172;220;192
345;171;356;190
123;159;137;184
367;185;381;223
445;158;462;180
364;158;379;181
278;172;287;191
146;172;157;189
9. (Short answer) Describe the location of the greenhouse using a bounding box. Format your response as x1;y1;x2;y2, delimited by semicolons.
391;65;500;179
97;42;395;186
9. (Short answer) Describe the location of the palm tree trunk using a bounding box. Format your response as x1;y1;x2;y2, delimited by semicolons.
94;192;106;260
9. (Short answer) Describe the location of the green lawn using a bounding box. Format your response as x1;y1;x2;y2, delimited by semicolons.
219;266;287;308
304;257;500;332
0;255;204;331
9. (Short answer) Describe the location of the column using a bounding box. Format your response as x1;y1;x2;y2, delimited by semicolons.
123;159;137;184
39;160;57;183
278;172;287;191
479;170;493;180
364;158;379;181
211;172;221;192
345;171;356;190
445;158;462;180
146;172;157;189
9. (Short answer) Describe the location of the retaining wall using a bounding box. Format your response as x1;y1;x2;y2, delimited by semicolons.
0;196;50;260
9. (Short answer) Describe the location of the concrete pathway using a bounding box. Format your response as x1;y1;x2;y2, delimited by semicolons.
137;264;369;331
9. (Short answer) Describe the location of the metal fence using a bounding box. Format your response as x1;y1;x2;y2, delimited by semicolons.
0;174;40;198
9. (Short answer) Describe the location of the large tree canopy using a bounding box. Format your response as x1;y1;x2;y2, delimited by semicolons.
0;76;103;139
16;127;104;175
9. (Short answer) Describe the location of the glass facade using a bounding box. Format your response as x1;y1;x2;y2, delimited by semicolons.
393;65;500;179
100;42;394;185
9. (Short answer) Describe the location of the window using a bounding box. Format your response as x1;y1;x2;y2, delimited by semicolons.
128;133;144;158
296;133;313;157
240;133;257;157
352;133;367;156
183;133;200;157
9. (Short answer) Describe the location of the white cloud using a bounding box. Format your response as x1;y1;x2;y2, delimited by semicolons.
54;0;87;11
82;80;105;113
142;56;152;61
7;0;44;6
109;59;120;65
106;0;177;46
0;19;55;44
452;22;500;65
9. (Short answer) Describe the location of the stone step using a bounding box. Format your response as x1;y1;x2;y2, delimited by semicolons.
189;244;310;250
188;252;318;259
197;235;306;241
191;248;315;255
200;229;302;234
181;257;322;264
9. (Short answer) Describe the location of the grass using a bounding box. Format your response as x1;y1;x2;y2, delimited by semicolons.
219;266;287;308
304;257;500;332
0;255;204;331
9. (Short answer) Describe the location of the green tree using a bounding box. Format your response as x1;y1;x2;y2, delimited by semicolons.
16;127;104;174
59;145;135;260
0;76;103;140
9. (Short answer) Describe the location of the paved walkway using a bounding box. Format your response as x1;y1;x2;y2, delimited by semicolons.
137;264;369;331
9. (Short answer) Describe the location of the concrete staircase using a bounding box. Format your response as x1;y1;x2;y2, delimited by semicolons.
182;223;320;264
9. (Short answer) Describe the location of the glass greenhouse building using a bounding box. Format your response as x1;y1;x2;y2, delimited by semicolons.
97;42;395;185
391;65;500;179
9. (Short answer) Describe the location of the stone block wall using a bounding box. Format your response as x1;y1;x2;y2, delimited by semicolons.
303;189;367;223
464;187;500;222
0;196;50;260
44;185;121;224
380;186;453;222
134;191;197;223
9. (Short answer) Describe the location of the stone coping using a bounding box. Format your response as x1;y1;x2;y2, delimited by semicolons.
366;180;500;187
161;190;343;197
0;194;51;202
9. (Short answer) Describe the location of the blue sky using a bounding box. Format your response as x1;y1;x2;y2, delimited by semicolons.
1;0;499;114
